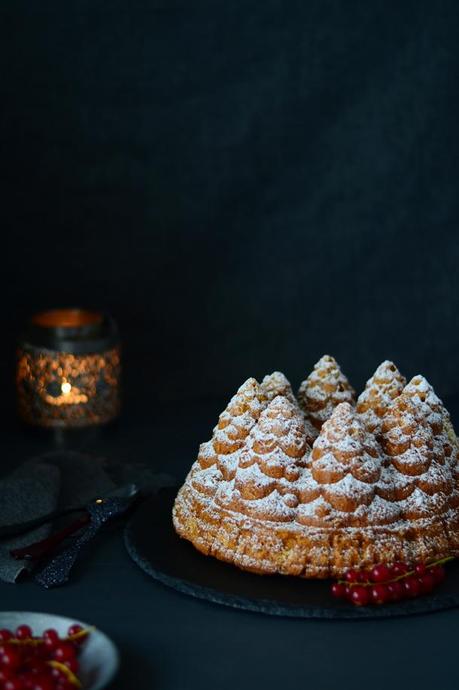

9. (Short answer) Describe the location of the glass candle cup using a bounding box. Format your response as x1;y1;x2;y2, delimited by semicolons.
17;309;121;428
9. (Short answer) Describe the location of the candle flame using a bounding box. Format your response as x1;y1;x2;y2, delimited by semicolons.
61;381;72;395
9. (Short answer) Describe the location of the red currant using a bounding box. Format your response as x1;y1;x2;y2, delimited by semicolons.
370;584;390;604
350;586;371;606
345;569;359;583
387;581;404;601
53;643;76;663
0;669;15;683
31;676;54;690
415;563;427;575
331;583;347;599
67;624;83;638
404;576;421;598
56;682;75;690
0;630;13;643
1;647;22;670
15;625;32;641
347;570;365;582
392;562;409;577
419;573;436;593
28;660;48;676
64;657;79;674
369;564;392;583
42;629;59;650
4;678;25;690
20;674;36;690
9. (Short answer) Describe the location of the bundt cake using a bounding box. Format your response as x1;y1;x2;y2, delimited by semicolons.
173;357;459;578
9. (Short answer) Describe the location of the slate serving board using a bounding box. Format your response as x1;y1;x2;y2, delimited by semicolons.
124;488;459;619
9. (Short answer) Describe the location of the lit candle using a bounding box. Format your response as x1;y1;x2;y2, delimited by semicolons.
17;309;121;428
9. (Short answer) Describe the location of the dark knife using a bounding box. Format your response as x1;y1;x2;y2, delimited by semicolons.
10;513;91;561
34;488;141;588
0;483;139;541
10;484;140;561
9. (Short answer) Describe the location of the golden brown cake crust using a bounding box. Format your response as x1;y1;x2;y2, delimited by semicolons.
173;481;459;578
173;362;459;579
356;360;406;436
297;355;355;430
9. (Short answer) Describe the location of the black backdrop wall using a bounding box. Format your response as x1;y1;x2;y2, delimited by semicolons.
2;1;459;411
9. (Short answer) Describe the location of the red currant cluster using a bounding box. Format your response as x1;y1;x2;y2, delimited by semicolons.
331;558;450;606
0;623;90;690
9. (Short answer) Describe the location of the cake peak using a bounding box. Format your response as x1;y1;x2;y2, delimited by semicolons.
310;402;382;511
297;355;355;430
356;360;406;434
261;371;296;405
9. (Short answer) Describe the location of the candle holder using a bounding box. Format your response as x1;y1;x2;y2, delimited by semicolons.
17;309;121;428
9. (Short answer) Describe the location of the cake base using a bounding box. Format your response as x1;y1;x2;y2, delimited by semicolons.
124;488;459;619
173;480;459;578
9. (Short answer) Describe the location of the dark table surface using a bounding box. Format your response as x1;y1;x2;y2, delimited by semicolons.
1;396;459;690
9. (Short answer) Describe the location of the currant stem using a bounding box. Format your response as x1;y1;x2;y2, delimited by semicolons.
7;625;94;646
48;660;82;688
67;625;95;641
337;555;454;587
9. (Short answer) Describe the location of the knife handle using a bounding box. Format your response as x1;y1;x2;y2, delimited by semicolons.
10;512;91;561
0;507;81;541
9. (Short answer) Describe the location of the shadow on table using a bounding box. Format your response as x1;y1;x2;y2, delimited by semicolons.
110;641;158;690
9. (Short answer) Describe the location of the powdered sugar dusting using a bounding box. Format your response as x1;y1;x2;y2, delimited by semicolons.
197;377;267;470
297;355;355;429
357;360;406;434
261;371;297;404
174;360;459;577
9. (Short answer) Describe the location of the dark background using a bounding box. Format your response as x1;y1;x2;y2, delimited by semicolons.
2;6;459;690
2;1;459;409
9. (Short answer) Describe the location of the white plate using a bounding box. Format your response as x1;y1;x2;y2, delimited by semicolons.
0;611;119;690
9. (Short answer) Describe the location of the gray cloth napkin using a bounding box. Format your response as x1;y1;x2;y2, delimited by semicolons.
0;451;175;583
